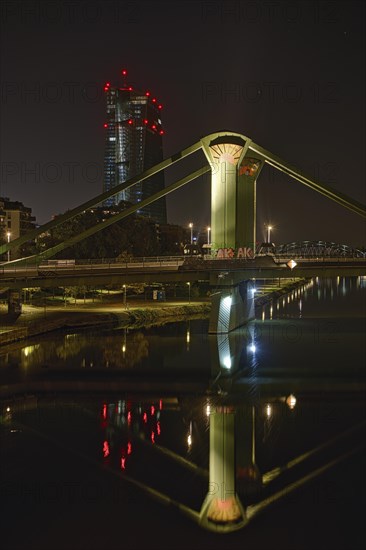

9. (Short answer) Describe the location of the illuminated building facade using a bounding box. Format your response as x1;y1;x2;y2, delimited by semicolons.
103;70;167;224
0;197;36;259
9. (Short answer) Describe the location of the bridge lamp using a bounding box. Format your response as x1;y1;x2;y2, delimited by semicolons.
6;231;11;262
187;282;191;304
266;225;272;243
123;284;127;308
287;260;297;270
189;222;193;244
207;226;211;245
222;355;232;369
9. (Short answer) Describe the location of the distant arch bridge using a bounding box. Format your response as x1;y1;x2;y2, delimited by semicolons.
275;241;365;258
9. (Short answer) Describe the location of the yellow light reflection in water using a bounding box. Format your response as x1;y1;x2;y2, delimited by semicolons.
286;394;297;409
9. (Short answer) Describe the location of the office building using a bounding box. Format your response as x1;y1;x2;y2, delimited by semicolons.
103;70;167;224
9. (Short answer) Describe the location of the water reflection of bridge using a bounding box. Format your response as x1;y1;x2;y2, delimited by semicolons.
1;312;364;534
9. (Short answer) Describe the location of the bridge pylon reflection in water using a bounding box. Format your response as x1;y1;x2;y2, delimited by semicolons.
199;326;364;532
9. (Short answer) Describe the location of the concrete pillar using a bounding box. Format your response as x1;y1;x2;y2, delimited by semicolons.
201;133;264;254
199;408;246;532
208;280;255;334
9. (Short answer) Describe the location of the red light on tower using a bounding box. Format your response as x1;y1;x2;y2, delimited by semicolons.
128;86;133;91
159;130;164;135
122;69;127;76
152;98;156;103
143;119;148;125
103;123;108;128
145;91;150;97
158;104;162;109
128;119;133;125
151;124;156;130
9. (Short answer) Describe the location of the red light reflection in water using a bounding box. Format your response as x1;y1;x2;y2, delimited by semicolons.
121;456;126;470
159;399;163;410
127;411;132;425
102;404;107;419
157;422;161;436
151;431;155;444
127;442;132;455
103;440;110;458
143;412;147;423
150;405;155;416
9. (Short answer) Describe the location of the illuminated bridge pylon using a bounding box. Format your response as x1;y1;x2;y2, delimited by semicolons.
201;134;264;252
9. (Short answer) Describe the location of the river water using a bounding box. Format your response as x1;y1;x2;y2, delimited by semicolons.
0;277;365;550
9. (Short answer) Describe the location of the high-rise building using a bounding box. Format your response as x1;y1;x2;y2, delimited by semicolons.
103;70;167;224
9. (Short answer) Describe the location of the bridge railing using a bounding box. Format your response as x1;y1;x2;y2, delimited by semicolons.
273;255;366;263
0;256;187;277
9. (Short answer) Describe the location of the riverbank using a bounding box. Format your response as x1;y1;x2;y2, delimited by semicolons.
0;300;211;346
0;279;308;346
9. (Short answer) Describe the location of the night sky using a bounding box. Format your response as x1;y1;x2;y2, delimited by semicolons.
0;0;365;246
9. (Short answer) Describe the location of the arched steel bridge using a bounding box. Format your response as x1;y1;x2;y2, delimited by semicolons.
275;241;365;258
0;131;365;264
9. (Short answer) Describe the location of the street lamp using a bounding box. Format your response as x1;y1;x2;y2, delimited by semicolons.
187;282;191;304
123;284;127;309
189;222;193;244
266;225;272;243
6;231;11;262
207;226;211;245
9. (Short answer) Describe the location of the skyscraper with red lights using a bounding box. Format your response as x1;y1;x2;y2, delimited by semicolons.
103;71;167;224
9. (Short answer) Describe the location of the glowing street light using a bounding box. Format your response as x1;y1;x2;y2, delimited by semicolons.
266;224;272;243
123;284;127;309
187;282;191;304
6;231;11;262
189;222;193;244
207;226;211;245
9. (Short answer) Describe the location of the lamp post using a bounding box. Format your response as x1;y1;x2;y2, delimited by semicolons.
189;222;193;244
266;225;272;243
207;226;211;245
123;284;127;309
6;231;11;262
187;282;191;304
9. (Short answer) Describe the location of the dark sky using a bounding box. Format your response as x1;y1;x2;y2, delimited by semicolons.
0;0;365;246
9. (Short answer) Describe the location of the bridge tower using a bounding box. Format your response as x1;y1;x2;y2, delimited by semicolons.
199;407;247;532
201;132;264;254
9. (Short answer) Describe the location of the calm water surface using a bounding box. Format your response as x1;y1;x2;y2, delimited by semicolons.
0;277;365;550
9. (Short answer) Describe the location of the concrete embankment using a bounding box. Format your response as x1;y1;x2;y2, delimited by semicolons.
0;303;211;346
0;279;307;346
254;278;308;309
